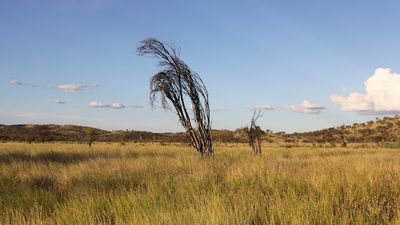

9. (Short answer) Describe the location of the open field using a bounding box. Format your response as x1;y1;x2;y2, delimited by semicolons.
1;143;400;225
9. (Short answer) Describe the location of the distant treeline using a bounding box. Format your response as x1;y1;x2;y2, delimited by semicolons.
1;115;400;145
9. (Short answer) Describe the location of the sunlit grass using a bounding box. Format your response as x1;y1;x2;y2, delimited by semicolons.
0;143;400;224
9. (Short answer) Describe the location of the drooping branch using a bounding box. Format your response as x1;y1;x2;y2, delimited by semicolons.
138;38;213;156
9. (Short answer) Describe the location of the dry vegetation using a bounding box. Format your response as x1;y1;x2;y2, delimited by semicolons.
289;115;400;145
1;143;400;225
2;115;400;147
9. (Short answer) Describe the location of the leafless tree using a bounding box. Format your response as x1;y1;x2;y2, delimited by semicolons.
137;38;213;156
337;125;347;147
246;110;263;154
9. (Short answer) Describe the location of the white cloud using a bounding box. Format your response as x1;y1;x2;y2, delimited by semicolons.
54;99;66;104
330;92;371;112
110;103;125;109
331;68;400;114
89;101;109;108
57;83;97;93
89;101;132;110
9;80;22;85
285;100;326;114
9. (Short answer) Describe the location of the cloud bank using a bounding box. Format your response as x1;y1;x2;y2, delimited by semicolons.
331;68;400;114
57;83;97;93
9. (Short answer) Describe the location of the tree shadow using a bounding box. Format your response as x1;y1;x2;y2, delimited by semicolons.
0;151;99;165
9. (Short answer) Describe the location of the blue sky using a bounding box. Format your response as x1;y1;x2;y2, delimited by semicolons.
1;0;400;133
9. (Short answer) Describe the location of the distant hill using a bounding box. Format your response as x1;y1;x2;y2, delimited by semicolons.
1;115;400;144
0;124;246;143
286;115;400;145
0;124;171;143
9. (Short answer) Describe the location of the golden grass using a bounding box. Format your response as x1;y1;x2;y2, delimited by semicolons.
0;143;400;225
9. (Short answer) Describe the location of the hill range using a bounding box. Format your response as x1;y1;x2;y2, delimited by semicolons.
1;115;400;145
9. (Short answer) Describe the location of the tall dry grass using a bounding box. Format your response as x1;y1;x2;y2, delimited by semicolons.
0;143;400;225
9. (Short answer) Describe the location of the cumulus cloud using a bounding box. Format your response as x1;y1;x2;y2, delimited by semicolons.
285;100;326;114
9;80;22;85
330;93;371;112
57;83;97;93
331;68;400;114
54;99;66;104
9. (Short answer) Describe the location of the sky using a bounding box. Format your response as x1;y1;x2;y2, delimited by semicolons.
1;0;400;133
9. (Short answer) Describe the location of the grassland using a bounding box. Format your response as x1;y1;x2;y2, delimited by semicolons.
1;143;400;225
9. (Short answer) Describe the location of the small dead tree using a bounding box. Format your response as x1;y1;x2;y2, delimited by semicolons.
246;110;263;154
337;125;347;147
137;38;213;156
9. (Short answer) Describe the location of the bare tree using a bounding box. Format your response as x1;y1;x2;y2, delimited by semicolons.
264;129;273;143
137;38;213;156
337;125;347;147
246;110;263;154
